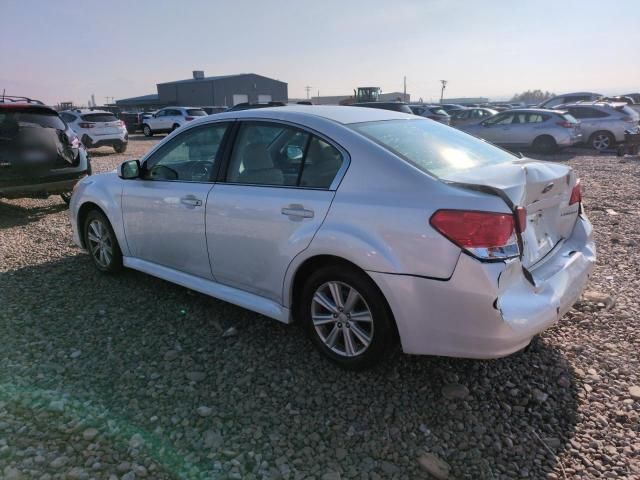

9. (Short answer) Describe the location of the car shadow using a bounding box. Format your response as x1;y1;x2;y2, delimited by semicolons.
0;199;67;229
0;256;579;479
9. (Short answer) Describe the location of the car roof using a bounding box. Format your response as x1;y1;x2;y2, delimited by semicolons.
498;108;562;114
207;105;415;125
559;101;626;108
63;108;117;115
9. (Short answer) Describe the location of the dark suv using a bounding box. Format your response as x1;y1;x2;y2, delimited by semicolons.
0;96;90;204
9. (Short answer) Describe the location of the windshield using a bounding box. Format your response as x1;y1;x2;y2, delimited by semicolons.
351;118;515;177
0;110;66;130
187;109;207;117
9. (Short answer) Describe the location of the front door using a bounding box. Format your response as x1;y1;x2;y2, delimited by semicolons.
206;120;346;303
122;122;231;279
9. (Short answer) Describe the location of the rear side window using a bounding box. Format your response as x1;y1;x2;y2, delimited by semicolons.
226;122;343;188
186;109;207;117
560;113;579;123
81;113;117;122
0;109;66;130
352;118;515;177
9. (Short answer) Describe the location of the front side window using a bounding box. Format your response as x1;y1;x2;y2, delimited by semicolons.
226;122;343;188
351;118;515;177
144;123;228;182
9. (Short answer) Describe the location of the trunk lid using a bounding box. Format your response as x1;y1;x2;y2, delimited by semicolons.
441;159;580;268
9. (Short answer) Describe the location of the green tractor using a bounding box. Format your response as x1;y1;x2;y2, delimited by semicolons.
340;87;382;105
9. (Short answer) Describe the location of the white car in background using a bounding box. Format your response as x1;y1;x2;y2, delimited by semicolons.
142;107;207;136
60;109;128;153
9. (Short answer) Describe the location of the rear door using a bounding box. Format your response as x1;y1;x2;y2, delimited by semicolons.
206;120;346;303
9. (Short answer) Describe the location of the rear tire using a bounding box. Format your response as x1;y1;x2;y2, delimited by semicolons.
114;142;128;154
298;265;396;370
84;210;123;273
589;131;615;151
143;124;153;137
60;192;72;205
171;123;180;132
532;135;557;153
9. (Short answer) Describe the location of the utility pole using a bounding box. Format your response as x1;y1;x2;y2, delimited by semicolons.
305;86;312;99
439;80;447;104
403;76;407;102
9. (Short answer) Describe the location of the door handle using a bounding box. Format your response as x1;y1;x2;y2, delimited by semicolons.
180;196;202;207
281;204;314;219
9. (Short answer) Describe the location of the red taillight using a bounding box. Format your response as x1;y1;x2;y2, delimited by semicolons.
569;179;581;205
430;210;515;248
118;120;125;127
78;122;94;128
515;206;527;233
556;121;575;128
185;116;194;121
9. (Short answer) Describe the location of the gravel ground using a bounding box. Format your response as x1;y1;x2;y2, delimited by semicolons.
0;137;638;479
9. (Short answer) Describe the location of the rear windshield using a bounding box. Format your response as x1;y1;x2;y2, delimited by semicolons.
429;108;449;116
81;113;117;122
187;109;207;117
352;118;515;177
0;109;66;130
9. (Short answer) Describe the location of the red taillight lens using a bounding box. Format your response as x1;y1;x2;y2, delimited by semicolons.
515;206;527;233
569;179;581;205
78;122;94;128
430;210;515;248
185;116;194;121
118;120;125;127
556;121;575;128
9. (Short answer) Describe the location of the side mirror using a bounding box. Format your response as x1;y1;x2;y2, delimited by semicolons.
119;159;140;179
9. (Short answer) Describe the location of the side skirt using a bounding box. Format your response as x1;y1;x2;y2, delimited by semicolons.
123;257;292;324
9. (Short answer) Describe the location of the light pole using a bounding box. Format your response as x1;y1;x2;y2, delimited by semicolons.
439;80;447;104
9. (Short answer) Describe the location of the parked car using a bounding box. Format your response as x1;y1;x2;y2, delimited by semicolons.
70;105;595;369
0;97;90;204
449;107;498;127
142;107;208;136
350;102;414;114
438;104;466;113
120;112;147;133
409;105;451;125
555;102;640;151
201;106;229;115
538;92;602;109
60;109;128;153
460;108;582;152
227;102;286;112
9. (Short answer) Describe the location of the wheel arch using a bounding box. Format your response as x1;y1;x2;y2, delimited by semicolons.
286;254;398;338
77;201;106;249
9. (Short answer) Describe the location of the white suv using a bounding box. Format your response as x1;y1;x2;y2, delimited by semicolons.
142;107;207;136
60;109;128;153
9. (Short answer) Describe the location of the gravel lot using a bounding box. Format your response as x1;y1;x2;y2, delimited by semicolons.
0;136;639;479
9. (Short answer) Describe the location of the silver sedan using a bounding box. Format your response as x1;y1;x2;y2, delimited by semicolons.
69;106;595;369
460;108;583;152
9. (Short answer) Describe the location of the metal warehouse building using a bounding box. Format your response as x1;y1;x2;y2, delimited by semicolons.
116;71;288;111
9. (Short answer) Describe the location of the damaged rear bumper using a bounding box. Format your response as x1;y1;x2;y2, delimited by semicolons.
368;215;595;358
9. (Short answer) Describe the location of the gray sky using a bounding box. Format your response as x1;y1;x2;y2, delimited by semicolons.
1;0;638;105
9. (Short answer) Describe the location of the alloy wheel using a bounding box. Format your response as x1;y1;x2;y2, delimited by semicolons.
592;134;611;151
87;219;113;268
311;281;374;357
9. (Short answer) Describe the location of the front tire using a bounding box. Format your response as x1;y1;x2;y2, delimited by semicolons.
590;131;615;151
114;142;128;154
143;124;153;137
299;265;396;370
84;210;122;273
